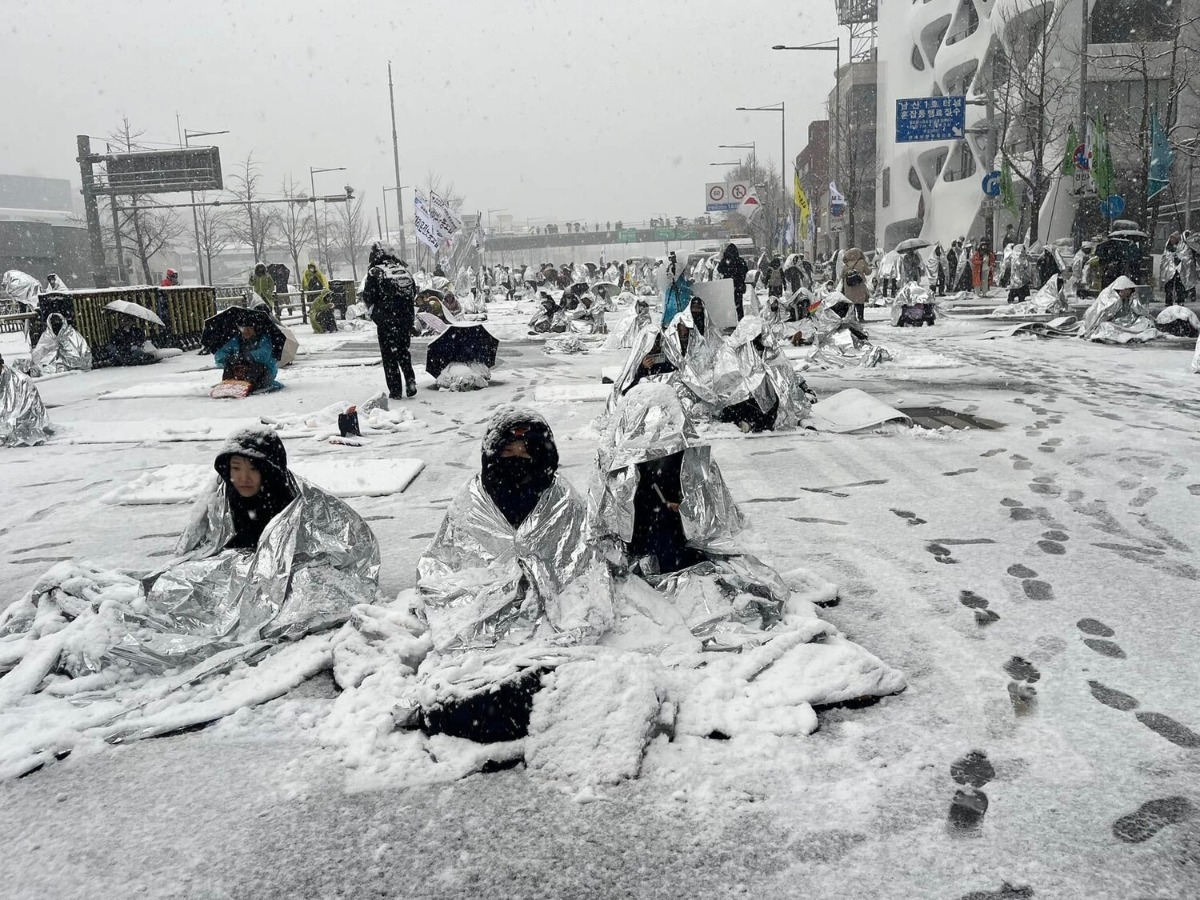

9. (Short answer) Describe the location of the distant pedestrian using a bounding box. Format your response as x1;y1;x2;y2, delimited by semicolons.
160;268;179;287
716;242;749;320
841;247;872;323
249;263;276;313
364;242;417;399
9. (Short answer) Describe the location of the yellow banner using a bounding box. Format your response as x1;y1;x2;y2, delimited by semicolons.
794;170;811;240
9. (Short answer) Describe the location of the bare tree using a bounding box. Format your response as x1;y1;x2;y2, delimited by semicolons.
1091;7;1200;233
193;192;235;284
278;176;316;284
225;152;279;264
104;118;186;284
830;103;878;251
720;154;784;253
984;0;1079;242
333;194;371;282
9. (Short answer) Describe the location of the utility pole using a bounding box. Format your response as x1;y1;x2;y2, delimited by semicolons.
1076;0;1089;249
104;142;128;285
376;206;383;240
76;135;108;287
388;62;407;255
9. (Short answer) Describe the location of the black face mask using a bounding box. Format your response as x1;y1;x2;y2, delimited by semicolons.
482;456;553;528
691;308;706;335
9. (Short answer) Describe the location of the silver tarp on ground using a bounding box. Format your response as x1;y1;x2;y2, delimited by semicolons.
0;364;51;447
28;313;93;375
1079;285;1158;344
990;279;1069;317
808;295;891;368
0;474;380;675
588;382;789;621
416;474;614;653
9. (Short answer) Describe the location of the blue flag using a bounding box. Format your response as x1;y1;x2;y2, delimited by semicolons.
1149;106;1174;201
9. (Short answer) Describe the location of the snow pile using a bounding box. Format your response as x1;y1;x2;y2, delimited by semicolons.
533;383;612;403
104;458;426;504
262;395;419;439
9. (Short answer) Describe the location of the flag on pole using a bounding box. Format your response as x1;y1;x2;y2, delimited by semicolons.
1000;158;1019;216
413;194;441;252
429;192;462;239
1091;115;1116;201
1061;125;1079;176
794;169;812;240
1149;106;1174;201
738;186;762;221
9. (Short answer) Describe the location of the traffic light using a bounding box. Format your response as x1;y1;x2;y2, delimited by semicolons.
344;185;355;200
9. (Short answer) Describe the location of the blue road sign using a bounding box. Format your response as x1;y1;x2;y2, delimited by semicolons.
981;170;1001;197
896;96;966;143
1099;194;1126;218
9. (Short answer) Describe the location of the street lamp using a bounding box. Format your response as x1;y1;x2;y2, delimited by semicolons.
311;166;346;273
735;103;786;250
773;41;841;249
183;128;229;284
718;142;756;164
710;161;742;166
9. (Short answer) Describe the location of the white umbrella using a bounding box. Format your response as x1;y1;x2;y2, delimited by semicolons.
895;238;931;252
104;299;166;327
276;321;300;367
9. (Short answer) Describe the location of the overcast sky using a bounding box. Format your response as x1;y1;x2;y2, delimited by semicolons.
4;0;841;226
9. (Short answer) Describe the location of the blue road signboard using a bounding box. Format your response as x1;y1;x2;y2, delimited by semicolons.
896;96;966;143
982;170;1001;197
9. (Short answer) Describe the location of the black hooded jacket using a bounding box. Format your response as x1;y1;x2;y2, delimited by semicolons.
214;429;297;550
716;244;749;296
363;242;416;327
480;411;559;529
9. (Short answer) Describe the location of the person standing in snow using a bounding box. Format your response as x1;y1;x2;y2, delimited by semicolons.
971;242;995;296
45;273;69;292
363;241;418;399
249;263;276;314
716;242;749;320
840;247;872;323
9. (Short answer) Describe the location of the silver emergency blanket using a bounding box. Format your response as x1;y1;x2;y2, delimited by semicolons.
807;293;891;368
415;474;614;653
990;279;1068;317
658;310;809;429
1002;245;1037;290
890;282;938;327
567;298;607;335
28;313;92;375
603;297;652;349
435;361;491;391
0;474;381;676
1079;286;1158;344
588;382;789;622
1191;332;1200;374
2;270;40;308
0;363;51;447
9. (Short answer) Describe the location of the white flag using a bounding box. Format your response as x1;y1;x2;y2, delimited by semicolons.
738;186;762;221
429;191;461;239
413;194;440;253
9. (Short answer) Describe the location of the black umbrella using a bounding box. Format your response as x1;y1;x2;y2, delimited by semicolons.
425;323;500;378
201;306;288;360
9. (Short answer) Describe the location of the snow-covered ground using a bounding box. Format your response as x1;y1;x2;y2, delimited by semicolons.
2;295;1199;899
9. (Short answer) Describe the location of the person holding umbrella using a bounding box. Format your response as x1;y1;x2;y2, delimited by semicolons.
212;311;281;394
363;241;418;399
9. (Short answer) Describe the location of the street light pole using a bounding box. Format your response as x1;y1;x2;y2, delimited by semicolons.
183;128;229;284
736;103;786;251
310;165;346;274
388;62;407;256
773;40;840;250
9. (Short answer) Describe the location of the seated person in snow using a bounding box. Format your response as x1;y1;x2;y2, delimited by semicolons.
528;294;568;334
566;294;607;335
589;382;794;641
1079;275;1157;343
105;318;158;367
0;428;380;679
214;316;281;392
414;406;612;655
0;351;52;447
23;312;92;376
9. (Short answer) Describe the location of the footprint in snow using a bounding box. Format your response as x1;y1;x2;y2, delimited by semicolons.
959;590;999;626
1076;616;1126;658
948;750;994;831
926;543;957;565
1003;656;1039;717
956;884;1034;900
1010;454;1033;471
1130;487;1157;509
943;468;977;477
890;509;926;526
980;448;1006;458
1187;484;1200;496
1006;564;1054;600
1088;680;1139;711
1112;797;1196;844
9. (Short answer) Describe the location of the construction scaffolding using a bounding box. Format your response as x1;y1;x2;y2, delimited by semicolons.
835;0;878;61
